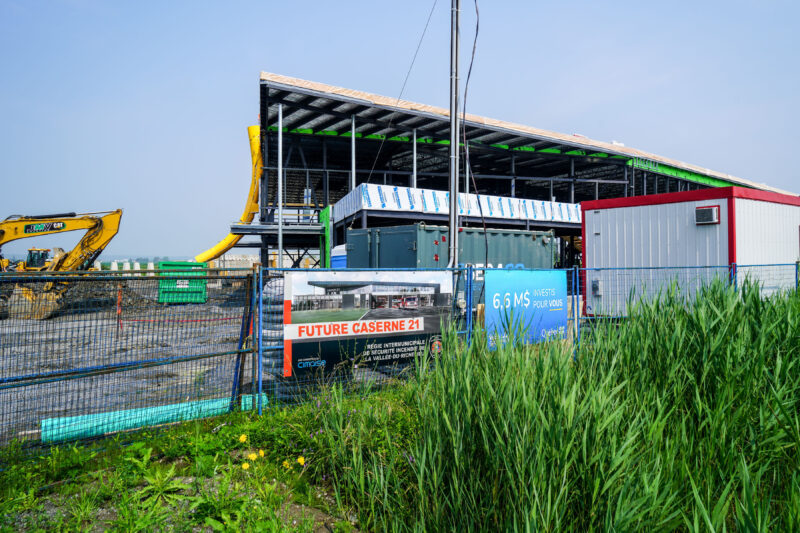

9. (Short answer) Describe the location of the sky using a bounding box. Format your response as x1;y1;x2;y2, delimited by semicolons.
1;1;798;258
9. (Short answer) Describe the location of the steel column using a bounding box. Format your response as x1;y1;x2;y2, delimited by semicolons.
260;115;270;265
511;156;516;197
350;115;356;190
412;128;417;188
569;158;575;203
322;138;329;206
277;105;283;267
623;166;628;197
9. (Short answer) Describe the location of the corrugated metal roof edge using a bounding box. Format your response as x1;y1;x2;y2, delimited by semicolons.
260;71;796;196
581;186;800;211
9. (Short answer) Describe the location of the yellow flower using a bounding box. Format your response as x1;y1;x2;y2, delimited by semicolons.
238;434;247;443
282;460;290;469
242;462;250;470
258;449;265;457
297;456;305;466
248;452;258;461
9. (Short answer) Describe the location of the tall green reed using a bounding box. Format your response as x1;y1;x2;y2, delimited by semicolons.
308;281;800;531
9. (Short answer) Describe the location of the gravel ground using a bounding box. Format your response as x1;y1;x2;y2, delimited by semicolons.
0;282;249;444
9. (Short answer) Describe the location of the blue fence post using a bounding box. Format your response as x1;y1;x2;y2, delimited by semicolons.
790;262;798;290
257;267;264;415
230;267;255;412
466;265;473;347
573;265;580;352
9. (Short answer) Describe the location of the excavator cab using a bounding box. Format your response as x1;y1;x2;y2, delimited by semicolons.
25;248;51;269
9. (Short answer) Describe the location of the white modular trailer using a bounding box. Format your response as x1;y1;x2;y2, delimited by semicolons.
581;187;800;315
332;183;582;225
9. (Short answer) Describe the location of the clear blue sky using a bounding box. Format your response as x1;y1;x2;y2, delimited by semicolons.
1;1;797;258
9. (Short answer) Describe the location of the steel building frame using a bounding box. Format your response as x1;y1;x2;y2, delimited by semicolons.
240;72;784;267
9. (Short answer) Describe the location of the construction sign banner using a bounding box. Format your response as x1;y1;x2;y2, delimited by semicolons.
484;269;568;348
281;270;453;377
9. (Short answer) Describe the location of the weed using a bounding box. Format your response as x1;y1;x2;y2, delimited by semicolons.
65;488;98;530
111;494;171;531
136;463;190;507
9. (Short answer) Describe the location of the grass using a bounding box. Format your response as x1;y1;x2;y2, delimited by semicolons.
1;280;799;531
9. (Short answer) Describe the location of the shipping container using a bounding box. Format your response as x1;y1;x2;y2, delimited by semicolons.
346;224;555;269
582;186;800;314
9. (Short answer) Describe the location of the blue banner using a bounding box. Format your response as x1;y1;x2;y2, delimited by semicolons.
484;270;568;348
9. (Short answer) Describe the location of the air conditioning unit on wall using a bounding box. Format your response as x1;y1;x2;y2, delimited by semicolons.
695;205;720;225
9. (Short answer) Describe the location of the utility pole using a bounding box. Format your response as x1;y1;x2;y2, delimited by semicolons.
447;0;460;268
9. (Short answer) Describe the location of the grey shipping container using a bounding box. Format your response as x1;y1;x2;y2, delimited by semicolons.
346;224;555;269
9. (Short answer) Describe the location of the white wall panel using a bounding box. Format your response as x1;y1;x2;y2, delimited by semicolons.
735;199;800;265
735;198;800;295
584;200;729;315
333;184;582;224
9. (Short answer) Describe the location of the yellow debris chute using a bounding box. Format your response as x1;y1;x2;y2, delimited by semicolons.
195;126;261;263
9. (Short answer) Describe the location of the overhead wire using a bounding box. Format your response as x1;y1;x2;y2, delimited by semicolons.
460;0;488;301
347;0;439;231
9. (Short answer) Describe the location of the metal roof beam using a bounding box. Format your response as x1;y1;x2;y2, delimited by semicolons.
265;95;446;140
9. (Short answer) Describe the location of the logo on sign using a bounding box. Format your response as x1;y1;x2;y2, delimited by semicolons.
406;189;415;210
297;359;326;369
392;187;402;208
24;221;66;234
362;187;372;208
377;187;387;208
429;337;443;355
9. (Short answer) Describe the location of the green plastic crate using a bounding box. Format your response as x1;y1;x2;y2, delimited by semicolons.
157;261;208;304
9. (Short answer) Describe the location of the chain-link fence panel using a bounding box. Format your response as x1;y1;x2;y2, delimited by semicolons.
0;269;255;446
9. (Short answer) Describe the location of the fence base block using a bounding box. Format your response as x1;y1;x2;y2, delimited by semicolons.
40;394;269;444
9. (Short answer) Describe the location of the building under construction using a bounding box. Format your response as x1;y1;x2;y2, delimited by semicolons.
230;72;788;268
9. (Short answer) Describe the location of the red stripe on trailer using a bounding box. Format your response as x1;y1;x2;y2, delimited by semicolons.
283;300;292;377
729;187;800;207
727;197;737;265
580;207;587;317
581;186;800;212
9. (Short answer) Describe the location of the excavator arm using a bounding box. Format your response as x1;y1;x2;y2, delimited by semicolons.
0;210;122;318
0;210;123;272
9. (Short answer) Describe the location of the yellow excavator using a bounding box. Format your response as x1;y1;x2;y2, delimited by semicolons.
0;209;123;318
